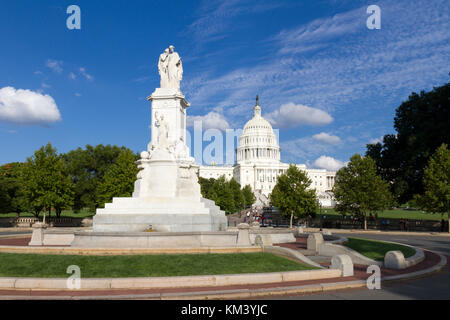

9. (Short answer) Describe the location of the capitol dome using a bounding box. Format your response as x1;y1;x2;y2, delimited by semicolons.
237;97;281;164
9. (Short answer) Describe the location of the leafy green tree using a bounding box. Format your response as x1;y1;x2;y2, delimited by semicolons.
63;144;132;211
270;165;319;228
199;176;242;214
213;176;235;214
0;163;24;215
242;185;256;207
97;149;140;206
366;82;450;204
198;177;217;201
416;144;450;232
198;177;258;214
333;154;392;230
229;178;245;213
20;143;74;220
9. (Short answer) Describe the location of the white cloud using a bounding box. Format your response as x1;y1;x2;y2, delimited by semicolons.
79;67;94;81
274;7;362;54
0;87;62;125
186;0;284;43
133;76;150;83
369;136;383;144
69;72;77;80
184;0;449;130
312;132;341;145
313;155;346;171
265;103;333;128
46;59;63;73
187;112;230;130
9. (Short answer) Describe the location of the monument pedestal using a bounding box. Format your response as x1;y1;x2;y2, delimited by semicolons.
93;143;227;233
93;197;227;232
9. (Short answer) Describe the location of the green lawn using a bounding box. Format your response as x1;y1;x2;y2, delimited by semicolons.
320;208;447;221
344;237;416;261
0;208;94;219
0;252;315;278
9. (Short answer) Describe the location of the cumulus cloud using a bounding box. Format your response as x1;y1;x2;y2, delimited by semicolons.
265;103;333;128
313;155;346;171
0;87;62;125
46;59;63;73
187;111;230;131
312;132;341;145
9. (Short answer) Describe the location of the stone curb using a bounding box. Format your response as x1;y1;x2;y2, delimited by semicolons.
308;228;450;237
0;234;32;239
0;269;342;290
384;241;425;268
0;245;262;256
262;246;324;269
382;254;447;282
318;242;383;266
318;237;425;269
0;254;446;300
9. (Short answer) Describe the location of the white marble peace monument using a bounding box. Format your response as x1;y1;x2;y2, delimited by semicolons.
93;46;227;233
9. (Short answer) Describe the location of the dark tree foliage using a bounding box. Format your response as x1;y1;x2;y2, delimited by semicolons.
62;144;135;211
198;176;255;214
366;82;450;204
0;162;24;215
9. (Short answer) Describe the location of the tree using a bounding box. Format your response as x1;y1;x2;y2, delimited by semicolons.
416;144;450;232
63;144;131;211
20;143;74;220
333;154;392;230
366;82;450;204
229;178;245;213
199;176;252;214
242;185;256;207
212;176;235;214
0;163;24;215
96;149;140;206
198;177;218;201
270;165;319;229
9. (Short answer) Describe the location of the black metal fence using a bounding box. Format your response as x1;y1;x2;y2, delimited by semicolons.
0;217;89;228
260;212;447;233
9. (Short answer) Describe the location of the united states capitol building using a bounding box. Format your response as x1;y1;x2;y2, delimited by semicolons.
198;98;337;207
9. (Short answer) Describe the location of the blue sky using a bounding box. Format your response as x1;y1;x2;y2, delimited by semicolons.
0;0;448;170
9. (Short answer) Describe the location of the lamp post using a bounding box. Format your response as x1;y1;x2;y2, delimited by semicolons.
319;201;323;231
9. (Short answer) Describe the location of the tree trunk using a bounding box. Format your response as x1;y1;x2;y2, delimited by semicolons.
43;210;46;225
363;213;367;230
290;213;294;229
448;213;450;233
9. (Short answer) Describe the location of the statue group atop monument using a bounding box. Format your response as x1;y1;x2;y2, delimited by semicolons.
158;45;183;89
